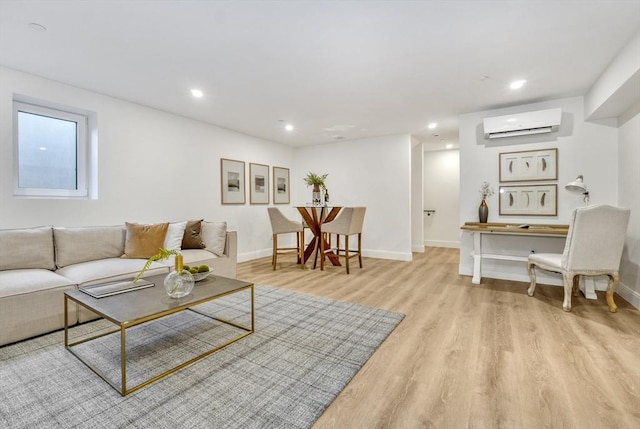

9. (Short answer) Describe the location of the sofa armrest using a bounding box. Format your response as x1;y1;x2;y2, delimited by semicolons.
224;230;237;262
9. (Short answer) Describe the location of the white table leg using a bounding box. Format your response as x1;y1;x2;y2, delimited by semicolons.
579;277;598;300
472;232;482;284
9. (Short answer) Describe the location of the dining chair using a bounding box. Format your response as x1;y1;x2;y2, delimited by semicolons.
527;204;630;312
320;207;366;274
267;207;304;270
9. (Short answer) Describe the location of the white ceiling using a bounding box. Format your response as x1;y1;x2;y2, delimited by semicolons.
1;1;639;150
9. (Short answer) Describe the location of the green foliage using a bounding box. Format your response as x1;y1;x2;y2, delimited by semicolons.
303;172;328;190
133;248;181;283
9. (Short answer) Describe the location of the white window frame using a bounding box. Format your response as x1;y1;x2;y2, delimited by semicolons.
13;100;89;198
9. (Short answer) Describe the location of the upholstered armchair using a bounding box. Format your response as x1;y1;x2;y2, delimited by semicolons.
527;205;630;312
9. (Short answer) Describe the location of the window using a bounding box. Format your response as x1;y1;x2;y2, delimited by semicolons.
13;100;91;198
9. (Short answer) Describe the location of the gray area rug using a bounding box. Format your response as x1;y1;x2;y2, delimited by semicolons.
0;285;404;428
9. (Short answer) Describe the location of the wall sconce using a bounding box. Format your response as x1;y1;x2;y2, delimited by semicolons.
565;175;590;204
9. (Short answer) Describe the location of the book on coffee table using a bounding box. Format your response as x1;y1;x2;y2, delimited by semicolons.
80;279;154;298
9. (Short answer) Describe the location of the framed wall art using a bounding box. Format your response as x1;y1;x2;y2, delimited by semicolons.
499;148;557;182
499;184;557;216
220;158;245;204
249;163;269;204
272;166;290;204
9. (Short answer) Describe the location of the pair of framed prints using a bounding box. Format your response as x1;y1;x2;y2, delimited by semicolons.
220;159;290;205
498;148;558;216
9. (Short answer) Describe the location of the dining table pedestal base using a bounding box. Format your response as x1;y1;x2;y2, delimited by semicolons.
297;206;342;269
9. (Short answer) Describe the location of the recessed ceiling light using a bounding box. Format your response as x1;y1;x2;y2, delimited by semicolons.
28;22;47;32
427;122;438;129
284;124;294;132
190;89;203;98
510;80;527;90
445;144;454;149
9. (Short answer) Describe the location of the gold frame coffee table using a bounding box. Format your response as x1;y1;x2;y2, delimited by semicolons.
64;273;254;396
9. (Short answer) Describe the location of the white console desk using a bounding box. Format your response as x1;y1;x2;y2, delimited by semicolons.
461;222;569;284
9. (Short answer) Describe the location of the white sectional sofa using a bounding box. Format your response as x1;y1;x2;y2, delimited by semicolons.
0;220;237;346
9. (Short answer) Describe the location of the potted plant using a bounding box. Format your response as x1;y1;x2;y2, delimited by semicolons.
133;248;195;298
304;172;328;205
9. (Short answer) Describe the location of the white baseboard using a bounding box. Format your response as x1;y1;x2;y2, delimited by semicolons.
238;248;271;263
412;245;425;253
424;240;459;249
363;249;413;261
240;248;414;263
616;282;640;309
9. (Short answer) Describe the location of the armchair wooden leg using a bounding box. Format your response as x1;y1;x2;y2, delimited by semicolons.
562;273;574;312
527;262;537;297
572;275;580;297
357;233;363;268
606;273;619;313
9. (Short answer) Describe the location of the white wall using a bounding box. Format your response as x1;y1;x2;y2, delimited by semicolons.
293;134;413;261
423;149;460;248
0;66;294;262
617;103;640;307
458;96;620;285
585;31;640;120
411;137;424;253
0;67;417;264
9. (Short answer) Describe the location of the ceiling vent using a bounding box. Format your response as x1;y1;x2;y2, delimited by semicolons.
483;108;561;139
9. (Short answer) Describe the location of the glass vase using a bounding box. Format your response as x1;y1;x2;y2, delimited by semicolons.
312;184;322;206
163;254;194;298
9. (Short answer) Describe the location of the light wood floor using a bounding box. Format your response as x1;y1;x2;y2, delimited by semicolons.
238;247;640;429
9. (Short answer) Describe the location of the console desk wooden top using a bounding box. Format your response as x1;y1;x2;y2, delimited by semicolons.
461;222;569;236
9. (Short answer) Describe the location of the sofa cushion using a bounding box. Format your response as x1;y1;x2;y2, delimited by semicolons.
0;226;55;271
164;221;188;251
0;268;75;298
181;219;205;249
122;222;169;259
202;221;227;256
56;257;169;286
54;226;125;268
0;269;78;346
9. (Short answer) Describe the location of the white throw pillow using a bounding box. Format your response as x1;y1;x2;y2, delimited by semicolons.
202;221;227;256
163;221;188;250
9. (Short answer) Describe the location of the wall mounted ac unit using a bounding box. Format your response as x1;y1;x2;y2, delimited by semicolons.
483;108;562;139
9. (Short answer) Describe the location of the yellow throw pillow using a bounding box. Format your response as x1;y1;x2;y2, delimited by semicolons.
121;222;169;259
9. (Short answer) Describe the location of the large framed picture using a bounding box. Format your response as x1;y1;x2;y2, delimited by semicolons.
273;166;290;204
249;163;269;204
499;184;557;216
499;148;557;182
220;158;245;205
